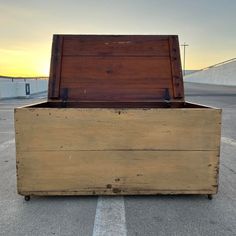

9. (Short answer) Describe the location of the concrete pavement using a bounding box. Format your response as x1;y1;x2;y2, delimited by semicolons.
0;83;236;236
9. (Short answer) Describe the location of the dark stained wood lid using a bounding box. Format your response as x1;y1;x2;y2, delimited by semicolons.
48;35;184;102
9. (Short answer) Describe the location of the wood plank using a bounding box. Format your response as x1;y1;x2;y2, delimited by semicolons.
61;57;172;81
62;78;172;87
17;150;218;194
62;35;170;56
15;108;221;151
47;35;185;102
62;88;171;101
168;36;184;99
48;35;63;99
18;190;217;196
60;56;173;101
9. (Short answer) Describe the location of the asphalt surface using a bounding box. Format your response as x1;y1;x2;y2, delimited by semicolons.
0;83;236;236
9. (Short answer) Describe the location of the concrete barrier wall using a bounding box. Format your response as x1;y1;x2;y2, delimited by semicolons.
184;60;236;86
0;77;48;99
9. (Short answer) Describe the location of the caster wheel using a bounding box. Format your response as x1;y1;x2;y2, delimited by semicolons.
24;196;31;201
207;194;213;200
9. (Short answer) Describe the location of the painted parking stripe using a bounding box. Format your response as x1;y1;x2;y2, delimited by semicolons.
93;196;127;236
0;139;15;151
222;137;236;147
0;131;14;134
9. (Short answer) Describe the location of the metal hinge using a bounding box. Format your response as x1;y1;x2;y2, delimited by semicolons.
163;88;171;107
62;88;68;108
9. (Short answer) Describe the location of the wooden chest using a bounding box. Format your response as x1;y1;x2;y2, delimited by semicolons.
15;35;221;200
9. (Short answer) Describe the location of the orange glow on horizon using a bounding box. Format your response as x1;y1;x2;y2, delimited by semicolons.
0;1;235;77
0;45;51;77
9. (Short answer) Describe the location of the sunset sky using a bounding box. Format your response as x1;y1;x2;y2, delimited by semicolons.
0;0;236;77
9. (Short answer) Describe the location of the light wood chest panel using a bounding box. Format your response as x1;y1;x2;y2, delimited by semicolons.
15;107;221;196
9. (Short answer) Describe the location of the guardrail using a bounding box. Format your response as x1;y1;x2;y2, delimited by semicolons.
202;57;236;70
187;58;236;76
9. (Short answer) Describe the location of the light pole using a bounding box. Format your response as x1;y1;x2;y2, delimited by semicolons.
181;42;189;76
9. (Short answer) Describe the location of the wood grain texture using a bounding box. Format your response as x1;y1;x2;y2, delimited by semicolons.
169;36;184;98
15;108;221;152
17;150;219;195
18;190;217;196
15;34;221;196
48;35;63;99
48;35;184;102
61;57;172;82
15;105;221;196
60;56;173;101
62;35;170;56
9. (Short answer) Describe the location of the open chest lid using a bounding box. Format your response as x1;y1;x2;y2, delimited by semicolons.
48;35;184;102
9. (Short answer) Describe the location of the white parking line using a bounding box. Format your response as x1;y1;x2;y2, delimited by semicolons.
93;196;127;236
222;137;236;147
0;139;15;152
0;131;14;134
